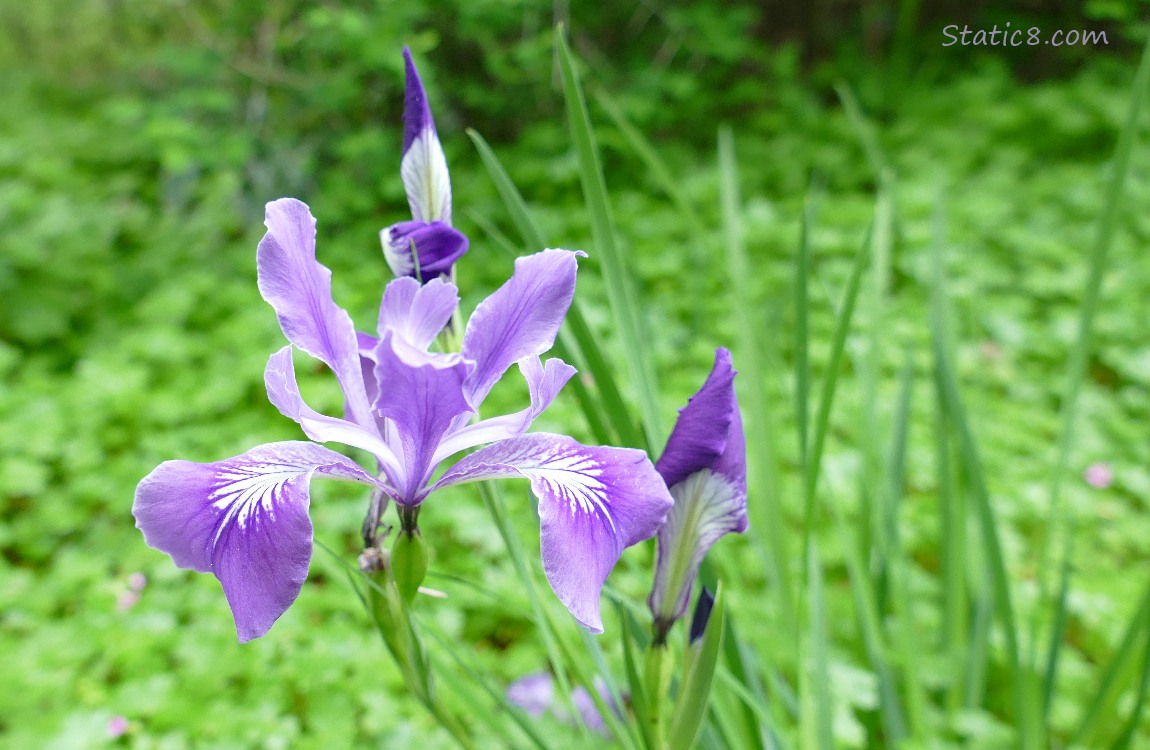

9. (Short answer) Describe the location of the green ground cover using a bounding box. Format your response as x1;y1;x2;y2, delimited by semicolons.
2;2;1150;748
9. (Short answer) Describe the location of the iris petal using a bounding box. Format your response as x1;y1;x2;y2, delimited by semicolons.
133;442;379;642
377;275;459;350
373;332;474;502
432;355;576;464
655;348;745;492
648;347;748;626
435;433;673;632
257;199;376;433
461;249;584;410
400;48;452;225
648;469;744;624
264;346;404;484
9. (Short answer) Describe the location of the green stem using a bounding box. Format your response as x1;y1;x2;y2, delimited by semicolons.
365;567;475;749
643;643;673;748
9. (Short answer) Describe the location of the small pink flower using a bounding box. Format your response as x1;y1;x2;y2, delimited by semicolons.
107;716;129;739
127;573;147;592
1084;462;1112;489
115;592;140;613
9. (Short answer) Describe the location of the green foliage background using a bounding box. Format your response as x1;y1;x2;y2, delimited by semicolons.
2;0;1150;747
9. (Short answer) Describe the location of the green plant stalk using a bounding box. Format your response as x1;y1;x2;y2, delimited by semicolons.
644;643;673;748
364;567;476;750
466;127;640;447
1037;31;1150;722
803;544;835;750
930;212;1036;748
800;220;872;559
476;483;591;744
1071;581;1150;746
669;585;727;750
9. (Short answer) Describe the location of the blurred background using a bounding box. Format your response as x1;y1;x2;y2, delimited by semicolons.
2;0;1150;747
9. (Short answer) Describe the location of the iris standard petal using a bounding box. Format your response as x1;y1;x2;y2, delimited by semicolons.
434;433;673;632
400;48;452;225
377;275;459;350
264;346;403;484
133;442;380;642
432;355;576;464
257;198;375;431
654;347;742;489
381;220;469;281
461;249;584;409
372;332;474;502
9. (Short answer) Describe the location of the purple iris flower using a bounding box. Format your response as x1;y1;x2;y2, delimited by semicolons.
647;348;747;640
133;198;673;643
507;672;617;736
380;48;469;281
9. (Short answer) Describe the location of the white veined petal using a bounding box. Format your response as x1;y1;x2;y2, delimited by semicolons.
401;129;452;224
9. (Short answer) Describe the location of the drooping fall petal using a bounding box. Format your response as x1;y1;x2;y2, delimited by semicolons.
435;433;673;632
133;442;380;642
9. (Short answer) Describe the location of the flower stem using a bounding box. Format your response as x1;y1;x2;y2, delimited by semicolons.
643;642;673;749
364;565;475;749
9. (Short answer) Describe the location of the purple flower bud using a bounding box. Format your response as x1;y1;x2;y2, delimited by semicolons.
649;349;747;640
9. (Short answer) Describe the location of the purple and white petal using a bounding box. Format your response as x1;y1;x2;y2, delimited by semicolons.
265;347;402;484
461;249;584;409
356;332;381;422
648;348;747;625
381;221;469;281
435;434;673;632
257;199;375;431
655;348;744;490
377;276;459;350
432;356;576;464
373;332;474;502
400;48;452;225
648;468;746;624
133;442;379;642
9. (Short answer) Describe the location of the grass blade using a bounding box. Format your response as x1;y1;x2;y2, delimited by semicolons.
556;27;664;452
669;585;727;750
467;126;641;447
1038;32;1150;719
801;218;871;550
802;544;835;750
1071;581;1150;746
718;125;794;628
929;203;1036;747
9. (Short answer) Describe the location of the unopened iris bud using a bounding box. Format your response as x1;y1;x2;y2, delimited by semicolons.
648;349;747;643
391;528;429;604
382;48;470;282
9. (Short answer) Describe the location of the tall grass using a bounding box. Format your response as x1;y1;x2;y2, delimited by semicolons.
441;24;1150;748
